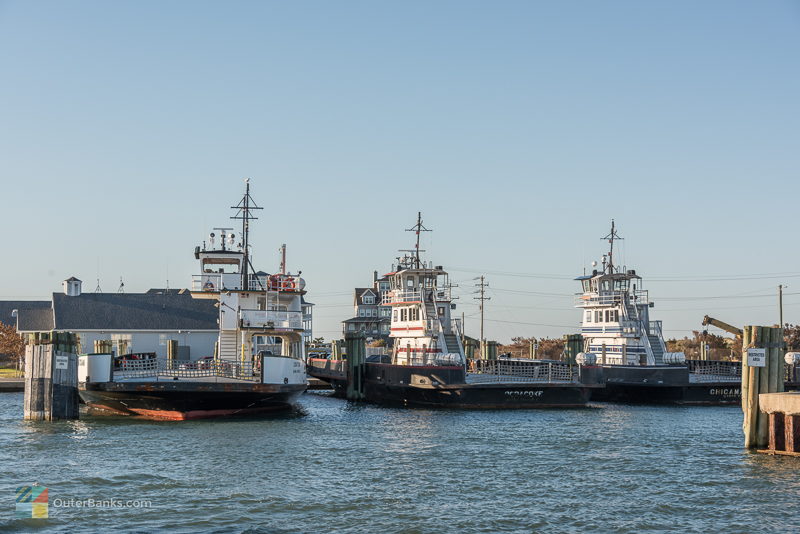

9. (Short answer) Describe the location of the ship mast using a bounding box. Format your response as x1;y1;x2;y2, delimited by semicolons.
405;212;431;269
230;178;263;290
601;220;623;274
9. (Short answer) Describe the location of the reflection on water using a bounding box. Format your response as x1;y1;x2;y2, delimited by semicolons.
1;391;798;533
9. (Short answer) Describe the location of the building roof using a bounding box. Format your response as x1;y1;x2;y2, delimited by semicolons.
17;291;218;332
0;301;51;328
17;308;55;332
354;288;380;306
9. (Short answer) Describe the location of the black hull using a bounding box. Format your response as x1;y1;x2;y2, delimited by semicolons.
592;365;741;405
79;381;306;420
307;359;593;408
362;381;592;409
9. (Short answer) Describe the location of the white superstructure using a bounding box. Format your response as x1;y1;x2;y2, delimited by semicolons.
189;181;307;385
383;214;465;367
574;221;672;366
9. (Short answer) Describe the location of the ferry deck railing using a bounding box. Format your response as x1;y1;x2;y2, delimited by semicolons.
383;288;452;305
467;360;579;384
240;309;303;330
686;359;742;383
574;290;649;307
114;358;259;382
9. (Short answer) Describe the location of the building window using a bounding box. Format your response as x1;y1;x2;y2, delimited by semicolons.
363;295;374;304
359;308;366;317
381;324;389;333
372;308;378;317
347;324;355;331
438;307;445;316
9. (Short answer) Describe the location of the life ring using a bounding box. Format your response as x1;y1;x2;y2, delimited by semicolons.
203;280;215;291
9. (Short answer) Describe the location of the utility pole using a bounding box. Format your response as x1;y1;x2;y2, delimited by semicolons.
474;276;490;350
779;284;785;327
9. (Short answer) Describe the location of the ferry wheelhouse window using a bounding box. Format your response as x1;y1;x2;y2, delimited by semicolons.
401;308;408;321
586;311;591;323
392;310;398;321
594;310;603;322
202;257;241;273
582;280;590;292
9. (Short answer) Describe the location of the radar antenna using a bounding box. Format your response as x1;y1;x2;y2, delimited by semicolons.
405;212;431;269
601;220;623;274
230;178;264;290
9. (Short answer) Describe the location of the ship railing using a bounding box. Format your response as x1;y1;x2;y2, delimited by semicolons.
114;358;259;382
191;273;243;292
240;309;303;330
382;289;423;304
686;359;742;383
398;354;465;366
468;360;578;383
574;290;649;307
649;320;663;338
450;318;463;338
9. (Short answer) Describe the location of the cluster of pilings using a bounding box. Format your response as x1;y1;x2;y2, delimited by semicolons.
742;326;785;450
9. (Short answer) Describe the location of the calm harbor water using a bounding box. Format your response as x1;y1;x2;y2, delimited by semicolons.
1;391;799;533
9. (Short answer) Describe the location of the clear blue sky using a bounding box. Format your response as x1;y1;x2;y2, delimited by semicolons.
1;1;799;341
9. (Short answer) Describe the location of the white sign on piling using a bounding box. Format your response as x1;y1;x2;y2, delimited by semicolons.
55;355;69;370
747;348;766;367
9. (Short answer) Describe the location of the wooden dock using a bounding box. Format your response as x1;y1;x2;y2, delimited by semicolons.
757;392;800;457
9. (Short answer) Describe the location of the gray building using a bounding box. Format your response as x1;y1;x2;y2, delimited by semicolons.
15;278;219;360
342;271;392;344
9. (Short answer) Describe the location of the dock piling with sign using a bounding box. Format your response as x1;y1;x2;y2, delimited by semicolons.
742;325;784;449
23;343;79;421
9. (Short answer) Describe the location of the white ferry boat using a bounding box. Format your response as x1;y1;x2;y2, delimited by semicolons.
575;222;741;404
308;214;599;408
78;181;308;419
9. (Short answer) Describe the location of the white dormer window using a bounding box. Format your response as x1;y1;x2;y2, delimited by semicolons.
363;295;375;304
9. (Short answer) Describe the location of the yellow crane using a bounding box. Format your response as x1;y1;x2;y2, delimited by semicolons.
701;315;743;337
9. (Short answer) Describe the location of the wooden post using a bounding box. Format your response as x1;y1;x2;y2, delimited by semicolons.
167;339;179;361
742;325;785;449
742;326;760;449
23;345;79;421
345;332;366;401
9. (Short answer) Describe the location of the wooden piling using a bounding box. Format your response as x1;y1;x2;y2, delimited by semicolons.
23;345;79;421
742;325;785;449
345;332;366;401
167;339;179;361
563;334;582;364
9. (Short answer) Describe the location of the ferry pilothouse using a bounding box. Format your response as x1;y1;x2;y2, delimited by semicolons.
78;181;308;420
575;221;741;404
308;213;600;408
